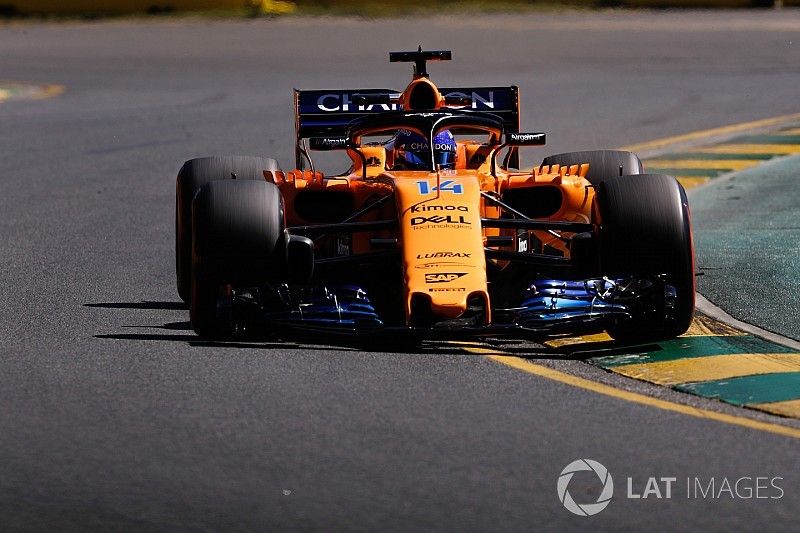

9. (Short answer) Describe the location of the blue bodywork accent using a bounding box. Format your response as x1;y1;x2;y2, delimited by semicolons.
514;278;630;330
265;284;384;330
245;277;661;336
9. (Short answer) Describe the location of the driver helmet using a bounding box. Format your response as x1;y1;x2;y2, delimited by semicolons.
392;129;456;170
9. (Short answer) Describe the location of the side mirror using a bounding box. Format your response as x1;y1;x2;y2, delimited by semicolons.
505;132;546;146
308;136;351;151
491;132;547;177
308;136;369;180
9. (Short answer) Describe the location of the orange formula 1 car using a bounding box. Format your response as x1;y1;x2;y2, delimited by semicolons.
175;49;694;342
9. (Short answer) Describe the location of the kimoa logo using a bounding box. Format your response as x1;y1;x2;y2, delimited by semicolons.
410;205;468;213
557;459;614;517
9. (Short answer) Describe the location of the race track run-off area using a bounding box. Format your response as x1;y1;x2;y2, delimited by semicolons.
1;10;799;531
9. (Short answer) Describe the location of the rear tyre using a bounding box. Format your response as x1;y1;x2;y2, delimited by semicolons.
176;155;280;302
190;180;284;338
541;150;642;185
596;174;694;342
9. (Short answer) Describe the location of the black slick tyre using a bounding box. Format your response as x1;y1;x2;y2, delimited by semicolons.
596;173;694;342
175;155;280;302
541;150;642;185
190;179;284;338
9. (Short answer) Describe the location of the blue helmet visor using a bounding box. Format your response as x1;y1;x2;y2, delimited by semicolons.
394;129;457;170
434;149;456;170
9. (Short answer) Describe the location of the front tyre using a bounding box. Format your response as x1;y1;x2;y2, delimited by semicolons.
190;180;284;338
176;155;280;302
597;174;694;342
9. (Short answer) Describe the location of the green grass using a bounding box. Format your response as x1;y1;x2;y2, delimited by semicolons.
291;0;599;18
1;0;785;22
0;1;606;22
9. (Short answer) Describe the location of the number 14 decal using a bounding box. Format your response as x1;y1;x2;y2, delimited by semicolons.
416;180;463;195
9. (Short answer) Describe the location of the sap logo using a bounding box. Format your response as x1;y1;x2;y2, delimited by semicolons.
410;215;470;226
410;204;468;213
316;93;401;112
425;273;467;283
416;180;463;195
416;252;471;259
442;90;496;110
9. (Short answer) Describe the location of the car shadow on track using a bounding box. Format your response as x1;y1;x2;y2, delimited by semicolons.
92;330;479;354
85;301;188;310
482;336;665;363
85;300;456;353
84;300;651;358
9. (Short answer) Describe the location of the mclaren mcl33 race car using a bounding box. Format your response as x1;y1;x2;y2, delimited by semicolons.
175;49;694;342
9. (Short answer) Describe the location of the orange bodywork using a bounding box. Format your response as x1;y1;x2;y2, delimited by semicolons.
264;151;595;325
268;71;600;325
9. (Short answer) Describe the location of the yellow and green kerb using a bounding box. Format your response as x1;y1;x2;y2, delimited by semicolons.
547;315;800;420
642;125;800;190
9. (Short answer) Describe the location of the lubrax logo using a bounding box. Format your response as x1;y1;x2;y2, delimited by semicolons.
425;273;467;283
417;252;471;259
410;215;470;226
410;204;469;213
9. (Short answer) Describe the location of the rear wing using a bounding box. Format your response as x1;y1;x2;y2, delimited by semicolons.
293;86;520;168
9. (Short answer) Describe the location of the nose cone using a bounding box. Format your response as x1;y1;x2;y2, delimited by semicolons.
390;172;490;324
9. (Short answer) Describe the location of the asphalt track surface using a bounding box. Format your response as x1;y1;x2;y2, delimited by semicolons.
1;11;799;531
